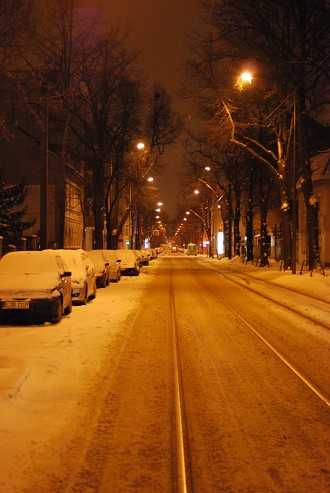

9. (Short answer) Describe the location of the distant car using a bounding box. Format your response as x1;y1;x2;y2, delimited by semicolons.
0;250;72;324
57;249;97;304
86;250;110;288
139;249;150;265
101;250;121;283
145;248;156;260
115;249;140;276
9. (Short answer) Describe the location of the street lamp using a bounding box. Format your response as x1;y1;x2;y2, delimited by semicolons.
235;71;253;90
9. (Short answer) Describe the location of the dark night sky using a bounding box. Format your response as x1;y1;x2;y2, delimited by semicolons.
100;0;202;220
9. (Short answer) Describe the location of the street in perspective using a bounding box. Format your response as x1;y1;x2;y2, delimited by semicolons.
0;249;329;493
0;1;329;492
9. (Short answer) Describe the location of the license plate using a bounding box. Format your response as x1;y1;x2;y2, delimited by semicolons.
2;301;30;309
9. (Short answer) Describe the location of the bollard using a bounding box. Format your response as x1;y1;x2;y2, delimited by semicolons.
27;235;37;251
17;237;27;251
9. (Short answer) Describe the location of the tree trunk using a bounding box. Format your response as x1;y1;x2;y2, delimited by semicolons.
281;210;292;270
245;171;254;261
245;202;253;261
259;198;269;266
233;195;241;257
57;114;71;249
93;162;105;249
297;89;320;269
301;177;320;268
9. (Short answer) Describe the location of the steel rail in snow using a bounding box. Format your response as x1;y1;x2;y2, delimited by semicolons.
170;273;190;493
187;258;329;407
212;280;330;409
201;261;330;330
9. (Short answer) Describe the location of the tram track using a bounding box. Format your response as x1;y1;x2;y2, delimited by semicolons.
208;282;330;408
179;258;330;403
170;272;190;493
169;257;330;492
193;258;330;329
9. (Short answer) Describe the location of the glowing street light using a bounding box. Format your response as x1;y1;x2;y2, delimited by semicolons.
236;71;253;90
241;72;252;84
136;142;145;150
147;176;154;182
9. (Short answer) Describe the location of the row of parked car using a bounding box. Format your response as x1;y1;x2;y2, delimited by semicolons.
0;247;157;325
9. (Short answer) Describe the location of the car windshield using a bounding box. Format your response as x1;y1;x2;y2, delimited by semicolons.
0;253;56;275
116;250;134;258
58;251;79;269
87;251;105;262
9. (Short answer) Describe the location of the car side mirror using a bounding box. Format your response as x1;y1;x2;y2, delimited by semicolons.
62;271;72;277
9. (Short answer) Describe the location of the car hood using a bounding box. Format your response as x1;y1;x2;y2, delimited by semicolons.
0;273;61;297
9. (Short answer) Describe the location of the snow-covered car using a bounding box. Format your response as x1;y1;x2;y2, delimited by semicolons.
57;249;96;304
145;248;156;260
86;250;110;288
0;250;72;324
133;250;143;268
115;249;140;276
101;250;121;283
139;249;150;265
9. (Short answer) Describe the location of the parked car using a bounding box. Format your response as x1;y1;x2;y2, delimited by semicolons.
86;250;110;288
57;249;97;304
0;250;72;324
133;250;143;268
115;249;140;276
145;248;156;260
139;249;150;265
101;250;121;283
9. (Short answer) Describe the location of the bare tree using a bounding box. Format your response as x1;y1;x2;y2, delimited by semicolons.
0;0;35;138
189;0;330;270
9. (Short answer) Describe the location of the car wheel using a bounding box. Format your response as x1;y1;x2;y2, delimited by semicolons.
89;280;96;300
51;298;62;324
64;297;72;315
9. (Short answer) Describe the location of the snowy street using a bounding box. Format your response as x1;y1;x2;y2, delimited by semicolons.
0;255;329;492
